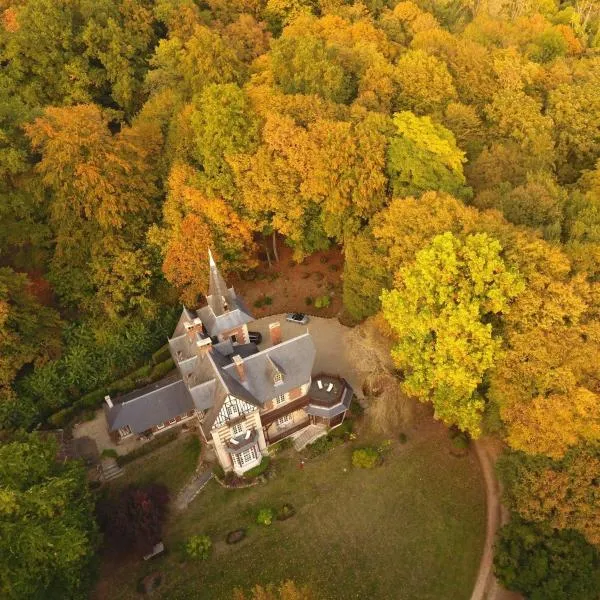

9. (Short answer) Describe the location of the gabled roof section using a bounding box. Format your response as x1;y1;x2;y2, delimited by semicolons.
172;305;197;338
221;332;315;406
197;304;254;337
105;376;194;434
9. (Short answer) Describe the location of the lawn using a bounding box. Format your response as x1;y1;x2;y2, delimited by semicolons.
111;432;201;494
95;425;486;600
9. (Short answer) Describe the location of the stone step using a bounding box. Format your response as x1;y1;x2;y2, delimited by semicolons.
100;459;125;481
293;424;327;451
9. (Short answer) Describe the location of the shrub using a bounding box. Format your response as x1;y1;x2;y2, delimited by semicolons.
329;420;353;439
320;255;329;264
305;296;313;306
328;263;339;271
151;343;172;365
304;434;342;458
352;447;381;469
149;358;175;381
101;448;119;459
108;376;136;395
130;364;152;380
314;294;331;309
349;398;364;417
263;295;273;306
273;437;293;451
449;427;470;450
48;407;75;428
276;503;296;521
243;456;270;480
185;535;212;560
117;430;179;466
77;388;109;409
399;432;408;444
256;508;274;526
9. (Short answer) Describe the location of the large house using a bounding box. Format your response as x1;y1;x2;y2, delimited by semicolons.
104;251;353;475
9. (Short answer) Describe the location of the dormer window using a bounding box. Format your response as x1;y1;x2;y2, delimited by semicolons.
273;371;283;385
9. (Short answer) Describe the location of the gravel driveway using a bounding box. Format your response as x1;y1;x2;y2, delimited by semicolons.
249;314;363;397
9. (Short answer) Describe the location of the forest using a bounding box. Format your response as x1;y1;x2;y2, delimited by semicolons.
0;0;600;598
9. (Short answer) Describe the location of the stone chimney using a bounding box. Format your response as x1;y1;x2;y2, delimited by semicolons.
232;354;246;382
104;395;113;409
195;337;212;358
269;321;282;346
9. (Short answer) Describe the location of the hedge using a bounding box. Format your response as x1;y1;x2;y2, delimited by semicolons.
149;358;175;381
48;407;76;428
243;456;271;480
117;429;179;466
151;343;172;365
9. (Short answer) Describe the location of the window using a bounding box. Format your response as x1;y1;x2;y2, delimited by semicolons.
275;394;286;405
277;414;292;427
167;418;177;426
118;425;132;437
227;402;239;418
231;422;245;436
241;446;258;465
273;371;283;385
156;422;165;430
234;445;258;468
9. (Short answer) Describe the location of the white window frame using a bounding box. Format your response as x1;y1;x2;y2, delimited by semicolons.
275;394;286;405
156;422;165;430
166;417;177;426
118;425;132;437
277;414;293;428
227;401;239;418
273;371;283;385
231;422;245;436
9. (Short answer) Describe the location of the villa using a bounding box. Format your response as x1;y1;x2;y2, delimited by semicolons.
104;251;353;474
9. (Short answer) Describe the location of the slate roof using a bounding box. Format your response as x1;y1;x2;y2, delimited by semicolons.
306;385;354;419
221;333;315;406
106;377;195;434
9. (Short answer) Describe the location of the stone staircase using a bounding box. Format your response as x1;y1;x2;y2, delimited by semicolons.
100;458;124;482
293;424;328;451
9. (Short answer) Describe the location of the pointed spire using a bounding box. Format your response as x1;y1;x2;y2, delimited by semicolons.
207;249;229;315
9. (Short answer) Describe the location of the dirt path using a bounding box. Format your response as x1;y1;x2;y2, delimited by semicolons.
471;438;523;600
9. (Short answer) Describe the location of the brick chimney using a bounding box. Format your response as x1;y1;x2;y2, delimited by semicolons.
232;354;246;382
104;395;113;409
184;317;203;342
195;337;212;358
269;321;282;346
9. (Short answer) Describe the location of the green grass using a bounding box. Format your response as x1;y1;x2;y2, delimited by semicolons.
96;430;485;600
112;434;200;494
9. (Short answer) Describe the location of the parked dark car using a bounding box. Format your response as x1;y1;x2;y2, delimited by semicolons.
286;313;309;325
248;331;262;344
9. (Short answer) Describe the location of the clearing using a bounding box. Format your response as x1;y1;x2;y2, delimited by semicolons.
94;422;485;600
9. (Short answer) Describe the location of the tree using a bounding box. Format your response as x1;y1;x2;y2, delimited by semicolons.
386;112;469;199
98;483;169;555
0;434;98;600
494;519;600;600
381;232;524;436
269;34;355;104
154;162;257;303
24;104;162;313
189;83;260;198
0;268;62;391
498;446;600;545
393;49;457;115
233;580;317;600
548;80;600;183
146;25;246;100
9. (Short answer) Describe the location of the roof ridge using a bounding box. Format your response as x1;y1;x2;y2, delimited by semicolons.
223;332;311;369
118;378;182;406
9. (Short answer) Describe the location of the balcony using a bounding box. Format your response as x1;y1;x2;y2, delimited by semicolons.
261;395;310;426
267;418;310;444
